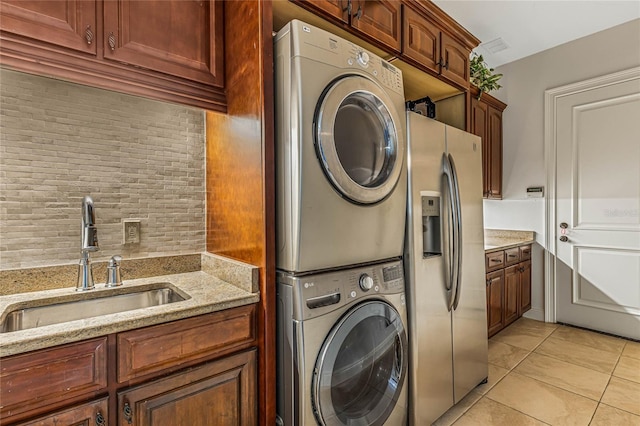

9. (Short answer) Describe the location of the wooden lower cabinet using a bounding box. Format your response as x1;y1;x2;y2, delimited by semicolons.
14;398;109;426
0;305;257;426
486;269;505;337
486;245;532;337
504;265;520;327
118;350;256;426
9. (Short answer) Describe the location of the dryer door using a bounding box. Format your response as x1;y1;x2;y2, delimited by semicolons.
312;300;408;426
315;75;404;205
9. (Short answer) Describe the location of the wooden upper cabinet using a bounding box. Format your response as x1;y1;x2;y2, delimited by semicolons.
103;0;224;88
401;2;473;89
471;88;506;199
0;0;97;55
351;0;401;52
440;32;469;88
402;5;439;72
487;104;503;198
297;0;349;23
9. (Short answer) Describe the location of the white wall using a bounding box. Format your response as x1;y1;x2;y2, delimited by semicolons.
484;19;640;320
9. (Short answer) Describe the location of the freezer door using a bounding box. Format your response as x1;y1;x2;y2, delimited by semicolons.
445;125;489;403
405;112;454;425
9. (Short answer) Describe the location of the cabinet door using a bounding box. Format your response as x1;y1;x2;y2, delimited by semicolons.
0;338;107;423
0;0;96;54
504;265;520;326
471;97;489;196
351;0;401;52
103;0;223;88
15;397;108;426
402;5;439;72
486;270;505;337
440;32;470;88
118;350;257;426
519;260;532;314
487;105;503;199
294;0;349;23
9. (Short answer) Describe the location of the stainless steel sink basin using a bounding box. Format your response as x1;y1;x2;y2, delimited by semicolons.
1;284;189;333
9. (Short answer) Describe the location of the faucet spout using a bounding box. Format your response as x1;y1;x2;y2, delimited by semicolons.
77;196;99;291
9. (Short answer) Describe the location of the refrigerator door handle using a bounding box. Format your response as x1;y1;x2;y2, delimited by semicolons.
442;154;459;312
448;154;463;310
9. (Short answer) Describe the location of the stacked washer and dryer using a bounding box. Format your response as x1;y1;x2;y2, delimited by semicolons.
275;20;410;426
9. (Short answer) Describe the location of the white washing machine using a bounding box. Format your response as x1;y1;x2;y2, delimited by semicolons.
277;259;409;426
275;20;407;274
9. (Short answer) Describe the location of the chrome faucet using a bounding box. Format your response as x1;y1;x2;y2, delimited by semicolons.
77;196;99;291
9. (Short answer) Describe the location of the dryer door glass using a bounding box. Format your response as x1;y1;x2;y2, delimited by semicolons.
315;75;404;205
312;301;408;426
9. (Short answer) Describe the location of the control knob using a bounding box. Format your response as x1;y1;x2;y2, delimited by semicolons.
356;50;370;67
359;274;374;291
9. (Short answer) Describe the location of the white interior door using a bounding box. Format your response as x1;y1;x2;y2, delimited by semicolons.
553;70;640;339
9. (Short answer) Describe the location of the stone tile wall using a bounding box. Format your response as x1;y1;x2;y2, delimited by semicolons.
0;69;206;269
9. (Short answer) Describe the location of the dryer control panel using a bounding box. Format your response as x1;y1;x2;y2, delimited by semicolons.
278;260;406;321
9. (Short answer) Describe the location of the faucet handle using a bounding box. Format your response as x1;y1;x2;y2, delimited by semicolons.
105;255;123;287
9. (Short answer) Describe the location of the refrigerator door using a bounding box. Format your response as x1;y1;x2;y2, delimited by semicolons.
405;112;453;425
444;125;489;403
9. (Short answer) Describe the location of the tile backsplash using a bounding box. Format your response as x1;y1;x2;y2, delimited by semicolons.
0;69;206;270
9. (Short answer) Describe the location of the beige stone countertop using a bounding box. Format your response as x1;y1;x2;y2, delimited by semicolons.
0;270;259;358
485;229;536;253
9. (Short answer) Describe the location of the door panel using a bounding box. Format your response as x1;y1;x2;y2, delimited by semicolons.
554;72;640;339
352;0;401;52
0;0;96;54
440;32;469;89
103;0;223;87
402;6;439;72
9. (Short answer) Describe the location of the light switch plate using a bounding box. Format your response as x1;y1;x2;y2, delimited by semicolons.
123;220;141;244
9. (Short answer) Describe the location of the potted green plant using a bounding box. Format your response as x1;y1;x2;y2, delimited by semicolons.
469;53;502;100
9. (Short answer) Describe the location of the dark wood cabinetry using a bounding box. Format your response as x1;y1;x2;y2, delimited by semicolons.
294;0;401;52
402;3;470;89
0;0;226;111
486;244;532;337
486;269;505;337
0;305;257;425
103;0;223;88
0;0;97;55
471;88;507;199
118;350;256;426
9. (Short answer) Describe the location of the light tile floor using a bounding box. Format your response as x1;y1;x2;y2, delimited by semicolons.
433;318;640;426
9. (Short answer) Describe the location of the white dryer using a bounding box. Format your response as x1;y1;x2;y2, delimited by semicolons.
275;20;407;274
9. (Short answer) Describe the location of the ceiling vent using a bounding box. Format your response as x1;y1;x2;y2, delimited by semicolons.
481;37;510;54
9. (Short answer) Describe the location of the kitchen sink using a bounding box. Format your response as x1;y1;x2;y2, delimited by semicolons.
1;283;189;333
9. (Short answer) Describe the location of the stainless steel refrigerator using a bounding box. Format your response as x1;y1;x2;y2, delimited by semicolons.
404;111;488;425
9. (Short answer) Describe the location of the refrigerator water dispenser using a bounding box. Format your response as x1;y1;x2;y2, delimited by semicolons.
421;192;441;257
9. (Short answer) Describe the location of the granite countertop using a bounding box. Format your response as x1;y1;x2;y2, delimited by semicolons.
0;253;259;357
484;229;536;253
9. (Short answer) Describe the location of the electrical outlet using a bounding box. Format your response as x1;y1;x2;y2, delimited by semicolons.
123;220;141;244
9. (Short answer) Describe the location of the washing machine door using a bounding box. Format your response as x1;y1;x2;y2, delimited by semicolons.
315;75;404;205
312;300;408;426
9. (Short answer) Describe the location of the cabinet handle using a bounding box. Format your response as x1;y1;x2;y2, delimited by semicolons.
95;411;106;426
490;258;502;263
507;253;517;258
108;32;116;51
85;25;94;46
123;402;133;424
352;3;362;19
438;59;449;70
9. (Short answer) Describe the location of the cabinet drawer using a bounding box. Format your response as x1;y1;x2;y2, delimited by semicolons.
14;397;109;426
0;338;107;422
485;250;505;272
505;247;520;266
520;244;532;261
117;304;256;383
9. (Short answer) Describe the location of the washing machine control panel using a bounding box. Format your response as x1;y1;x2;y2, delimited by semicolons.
282;260;406;320
345;43;403;94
